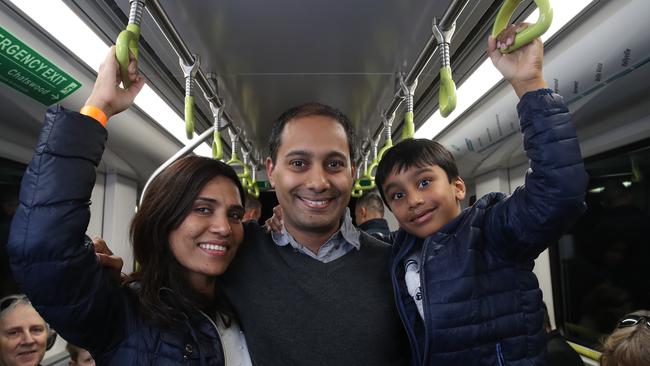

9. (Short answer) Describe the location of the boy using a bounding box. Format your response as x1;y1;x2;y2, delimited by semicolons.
374;27;588;365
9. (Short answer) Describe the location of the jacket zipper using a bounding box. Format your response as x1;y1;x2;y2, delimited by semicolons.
199;310;229;365
391;237;423;366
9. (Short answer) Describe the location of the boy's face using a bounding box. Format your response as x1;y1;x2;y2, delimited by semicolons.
383;164;465;239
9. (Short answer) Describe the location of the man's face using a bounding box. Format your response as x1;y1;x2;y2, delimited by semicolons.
382;164;465;239
0;304;47;366
267;116;355;241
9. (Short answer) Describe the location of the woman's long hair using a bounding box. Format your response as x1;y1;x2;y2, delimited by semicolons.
128;156;245;326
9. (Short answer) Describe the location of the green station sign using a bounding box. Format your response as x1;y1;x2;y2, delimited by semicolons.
0;26;81;105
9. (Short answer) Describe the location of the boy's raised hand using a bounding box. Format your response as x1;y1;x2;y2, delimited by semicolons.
488;23;547;98
84;46;145;119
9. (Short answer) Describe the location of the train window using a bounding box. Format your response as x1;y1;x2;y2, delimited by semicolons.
551;139;650;348
1;157;26;296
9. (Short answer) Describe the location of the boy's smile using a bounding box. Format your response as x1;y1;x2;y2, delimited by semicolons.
383;165;465;239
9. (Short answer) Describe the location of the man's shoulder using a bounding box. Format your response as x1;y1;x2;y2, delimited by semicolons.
359;230;392;251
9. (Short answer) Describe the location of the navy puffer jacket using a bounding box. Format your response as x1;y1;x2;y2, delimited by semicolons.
390;90;588;366
7;107;228;365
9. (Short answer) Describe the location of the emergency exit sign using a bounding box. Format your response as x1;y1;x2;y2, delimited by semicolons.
0;26;81;105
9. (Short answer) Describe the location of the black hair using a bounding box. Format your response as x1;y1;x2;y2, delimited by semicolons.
356;192;384;216
268;102;356;163
129;156;245;326
375;138;459;205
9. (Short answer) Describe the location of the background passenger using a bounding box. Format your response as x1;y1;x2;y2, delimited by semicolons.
599;310;650;366
65;343;95;366
542;303;584;366
7;47;251;365
354;192;391;242
243;193;262;223
0;295;47;366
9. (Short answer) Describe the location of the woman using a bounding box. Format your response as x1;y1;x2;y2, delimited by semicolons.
7;47;252;365
600;310;650;366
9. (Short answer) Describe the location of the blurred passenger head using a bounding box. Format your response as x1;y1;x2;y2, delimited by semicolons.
66;343;95;366
243;193;262;223
0;295;47;366
130;156;245;323
354;192;385;226
600;310;650;366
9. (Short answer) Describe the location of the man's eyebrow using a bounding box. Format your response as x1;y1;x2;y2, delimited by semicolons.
325;151;349;161
284;150;313;159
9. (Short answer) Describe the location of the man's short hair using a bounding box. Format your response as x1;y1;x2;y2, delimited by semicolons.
375;138;459;205
245;193;261;210
268;102;356;163
356;192;384;217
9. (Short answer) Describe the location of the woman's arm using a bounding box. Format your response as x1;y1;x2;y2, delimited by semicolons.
7;47;144;353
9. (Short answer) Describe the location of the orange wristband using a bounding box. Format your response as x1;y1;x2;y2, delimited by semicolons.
80;105;108;127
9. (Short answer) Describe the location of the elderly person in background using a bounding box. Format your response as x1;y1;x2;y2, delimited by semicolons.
0;295;47;366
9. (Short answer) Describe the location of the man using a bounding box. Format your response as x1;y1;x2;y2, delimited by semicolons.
0;295;47;366
221;103;409;365
243;193;262;223
354;192;391;242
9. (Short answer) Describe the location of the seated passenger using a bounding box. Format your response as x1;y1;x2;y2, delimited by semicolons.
7;47;251;365
599;310;650;366
354;192;391;242
0;295;47;366
542;303;584;366
373;25;588;365
66;343;95;366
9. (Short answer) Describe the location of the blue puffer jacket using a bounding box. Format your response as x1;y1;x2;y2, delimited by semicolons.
7;107;227;365
391;90;587;366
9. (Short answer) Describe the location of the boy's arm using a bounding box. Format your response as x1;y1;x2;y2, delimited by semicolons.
484;25;588;261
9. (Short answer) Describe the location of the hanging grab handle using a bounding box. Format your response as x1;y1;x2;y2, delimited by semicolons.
399;77;417;140
115;0;144;88
180;55;200;139
209;101;224;160
432;19;457;118
226;129;252;191
492;0;553;54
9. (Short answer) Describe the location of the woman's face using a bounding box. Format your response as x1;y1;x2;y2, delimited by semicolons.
0;304;47;366
168;176;245;292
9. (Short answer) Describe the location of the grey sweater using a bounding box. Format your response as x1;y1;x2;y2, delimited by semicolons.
221;222;409;366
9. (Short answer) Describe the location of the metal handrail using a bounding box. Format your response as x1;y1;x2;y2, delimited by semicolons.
360;0;469;165
146;0;254;156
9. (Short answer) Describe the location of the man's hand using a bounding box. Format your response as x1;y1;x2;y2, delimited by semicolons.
265;205;284;233
93;236;124;283
488;23;547;98
84;46;145;118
